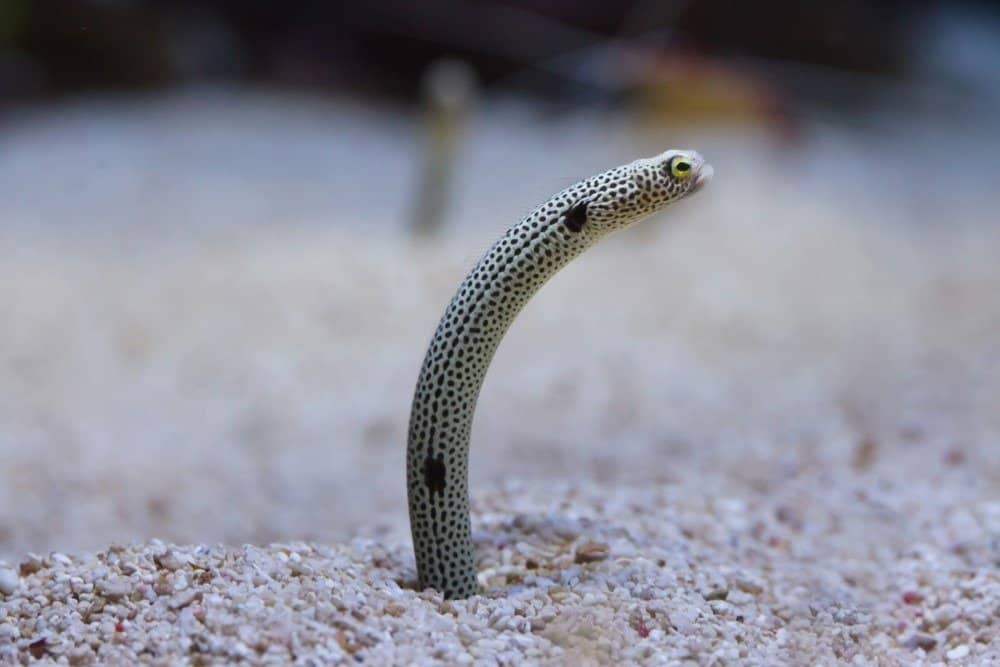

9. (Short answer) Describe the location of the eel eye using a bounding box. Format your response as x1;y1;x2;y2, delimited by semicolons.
670;157;692;179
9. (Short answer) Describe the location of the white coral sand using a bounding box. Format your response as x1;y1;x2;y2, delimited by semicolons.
0;93;998;664
0;476;997;663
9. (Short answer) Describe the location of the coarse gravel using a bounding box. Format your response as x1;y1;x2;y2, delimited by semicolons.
1;477;997;664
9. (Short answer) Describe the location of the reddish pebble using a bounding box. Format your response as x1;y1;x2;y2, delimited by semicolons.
902;591;923;605
635;619;651;638
115;622;125;633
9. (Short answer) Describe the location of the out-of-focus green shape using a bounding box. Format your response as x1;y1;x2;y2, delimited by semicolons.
0;0;30;46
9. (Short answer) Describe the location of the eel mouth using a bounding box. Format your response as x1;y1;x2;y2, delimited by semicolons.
691;163;714;193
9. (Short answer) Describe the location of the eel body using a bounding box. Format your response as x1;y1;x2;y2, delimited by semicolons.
406;150;713;598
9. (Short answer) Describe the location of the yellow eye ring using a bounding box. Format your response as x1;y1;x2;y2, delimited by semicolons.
671;157;693;179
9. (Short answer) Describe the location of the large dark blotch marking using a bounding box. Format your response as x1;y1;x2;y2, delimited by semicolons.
423;451;447;496
563;200;588;233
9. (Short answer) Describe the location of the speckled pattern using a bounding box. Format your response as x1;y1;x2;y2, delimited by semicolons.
407;150;712;598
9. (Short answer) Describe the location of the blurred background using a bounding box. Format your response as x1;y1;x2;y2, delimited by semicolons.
0;1;998;561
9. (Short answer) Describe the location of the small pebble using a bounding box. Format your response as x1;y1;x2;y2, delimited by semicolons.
154;550;183;571
0;569;19;596
735;578;764;596
574;542;609;564
946;645;969;660
906;633;938;651
96;578;131;599
18;556;44;577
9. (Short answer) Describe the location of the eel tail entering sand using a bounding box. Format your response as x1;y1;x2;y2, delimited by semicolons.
406;149;714;598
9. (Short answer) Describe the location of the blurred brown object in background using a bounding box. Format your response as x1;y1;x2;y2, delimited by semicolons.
631;54;800;142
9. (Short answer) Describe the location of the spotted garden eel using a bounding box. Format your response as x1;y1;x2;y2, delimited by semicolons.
407;149;713;598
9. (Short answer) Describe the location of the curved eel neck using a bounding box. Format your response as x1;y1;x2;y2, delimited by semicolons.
406;201;597;598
